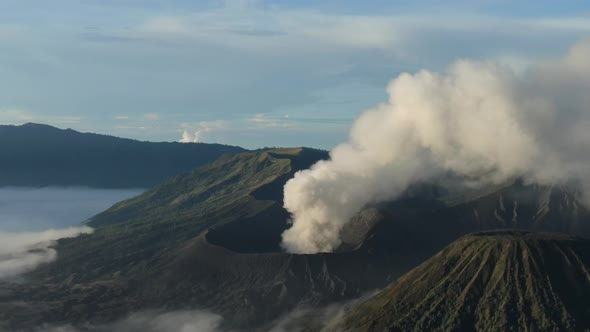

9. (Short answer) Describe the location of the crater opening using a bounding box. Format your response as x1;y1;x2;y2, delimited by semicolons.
205;203;290;253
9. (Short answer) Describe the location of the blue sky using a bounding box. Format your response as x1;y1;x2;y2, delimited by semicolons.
1;0;589;149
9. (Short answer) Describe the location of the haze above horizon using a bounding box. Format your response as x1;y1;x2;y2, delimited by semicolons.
1;0;590;149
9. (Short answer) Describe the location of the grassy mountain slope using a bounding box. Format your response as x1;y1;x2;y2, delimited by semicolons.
6;148;416;330
341;230;590;331
4;146;590;330
35;148;328;282
0;123;245;188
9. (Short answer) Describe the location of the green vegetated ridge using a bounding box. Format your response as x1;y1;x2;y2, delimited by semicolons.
39;147;327;282
340;230;590;332
0;123;246;188
3;147;376;330
4;143;590;331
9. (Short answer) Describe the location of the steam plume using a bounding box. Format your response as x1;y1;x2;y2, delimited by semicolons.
179;130;202;143
282;39;590;254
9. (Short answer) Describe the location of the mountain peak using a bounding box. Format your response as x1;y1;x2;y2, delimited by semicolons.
0;123;246;188
20;122;61;129
341;230;590;331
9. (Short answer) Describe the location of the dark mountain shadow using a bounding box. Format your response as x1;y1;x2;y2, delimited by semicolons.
0;123;246;188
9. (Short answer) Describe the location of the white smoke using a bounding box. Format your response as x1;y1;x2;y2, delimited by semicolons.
0;226;93;279
179;130;202;143
282;38;590;254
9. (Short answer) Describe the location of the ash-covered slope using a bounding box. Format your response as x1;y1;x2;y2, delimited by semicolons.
441;181;586;234
341;231;590;332
0;122;245;188
345;180;590;260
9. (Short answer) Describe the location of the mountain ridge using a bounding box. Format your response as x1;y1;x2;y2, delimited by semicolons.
4;146;590;330
0;122;246;188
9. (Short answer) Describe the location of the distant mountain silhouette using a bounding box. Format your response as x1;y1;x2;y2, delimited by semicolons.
0;123;246;188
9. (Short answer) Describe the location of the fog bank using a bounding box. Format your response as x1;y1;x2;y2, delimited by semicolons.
0;226;93;279
37;309;223;332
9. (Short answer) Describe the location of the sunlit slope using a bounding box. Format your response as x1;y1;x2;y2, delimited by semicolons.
2;147;416;330
39;148;328;282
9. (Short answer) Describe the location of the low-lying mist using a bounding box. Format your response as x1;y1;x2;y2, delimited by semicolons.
0;227;93;279
282;38;590;254
38;310;224;332
0;187;143;279
35;296;366;332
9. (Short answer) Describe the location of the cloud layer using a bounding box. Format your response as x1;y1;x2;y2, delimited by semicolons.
40;309;223;332
0;227;93;279
38;298;367;332
281;38;590;253
2;1;590;147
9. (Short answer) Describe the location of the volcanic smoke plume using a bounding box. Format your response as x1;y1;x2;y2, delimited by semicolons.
281;38;590;254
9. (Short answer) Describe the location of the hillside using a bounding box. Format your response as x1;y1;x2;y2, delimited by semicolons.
345;180;590;260
4;148;590;330
0;123;246;188
340;231;590;331
6;148;412;331
32;148;328;280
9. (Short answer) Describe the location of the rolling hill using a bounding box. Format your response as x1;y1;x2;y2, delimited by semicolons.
0;123;246;188
7;148;408;331
3;147;590;330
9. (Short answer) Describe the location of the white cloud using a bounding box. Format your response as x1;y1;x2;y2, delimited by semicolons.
0;24;24;41
40;309;223;332
114;115;129;120
180;120;228;132
0;110;84;126
144;113;160;120
531;18;590;30
177;115;299;144
0;109;33;124
140;16;193;37
111;310;223;332
114;125;150;130
129;4;590;59
0;227;93;279
133;9;403;51
51;116;83;124
4;1;590;148
297;14;399;49
247;113;293;128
